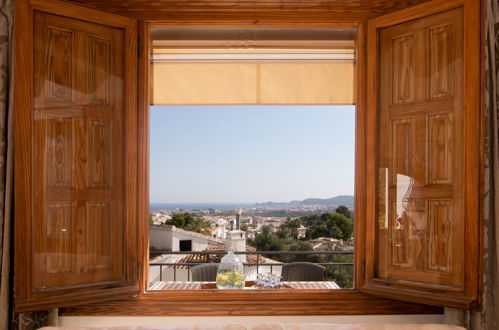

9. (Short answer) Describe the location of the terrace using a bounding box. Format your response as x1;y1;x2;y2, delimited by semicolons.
149;250;354;288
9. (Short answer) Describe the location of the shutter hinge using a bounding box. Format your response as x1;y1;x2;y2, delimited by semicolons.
138;263;143;281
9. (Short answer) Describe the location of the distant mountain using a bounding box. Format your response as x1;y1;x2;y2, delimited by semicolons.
253;195;354;209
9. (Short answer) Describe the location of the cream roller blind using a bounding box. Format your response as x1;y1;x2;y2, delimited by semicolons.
151;50;354;105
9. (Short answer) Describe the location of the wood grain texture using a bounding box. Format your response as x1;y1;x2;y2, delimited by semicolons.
44;27;74;103
427;113;452;184
363;0;482;310
462;0;482;311
123;18;140;292
14;0;36;304
31;0;131;28
65;0;432;21
354;21;367;291
88;37;112;105
60;291;442;316
33;11;125;290
14;0;482;316
15;0;139;312
392;35;415;105
138;20;150;292
378;4;463;288
428;25;453;99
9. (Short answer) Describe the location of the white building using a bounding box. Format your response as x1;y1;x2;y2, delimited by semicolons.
212;218;228;239
297;225;307;239
150;224;224;252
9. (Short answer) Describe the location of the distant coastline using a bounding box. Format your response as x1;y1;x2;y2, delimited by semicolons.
150;195;354;211
150;202;254;211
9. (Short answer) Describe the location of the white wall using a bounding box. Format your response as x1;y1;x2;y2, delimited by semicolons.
149;225;210;252
150;225;174;251
171;231;209;252
59;314;444;327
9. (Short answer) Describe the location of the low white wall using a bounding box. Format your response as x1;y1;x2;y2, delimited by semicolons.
59;314;444;327
150;225;174;251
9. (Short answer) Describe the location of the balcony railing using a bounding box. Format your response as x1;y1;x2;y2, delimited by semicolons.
149;250;354;288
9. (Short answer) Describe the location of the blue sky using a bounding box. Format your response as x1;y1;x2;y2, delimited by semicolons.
149;105;355;203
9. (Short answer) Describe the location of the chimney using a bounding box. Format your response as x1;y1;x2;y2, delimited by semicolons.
225;230;246;262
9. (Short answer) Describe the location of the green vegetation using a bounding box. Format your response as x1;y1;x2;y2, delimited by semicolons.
251;224;286;252
278;218;301;240
300;207;353;241
247;207;354;287
163;212;211;236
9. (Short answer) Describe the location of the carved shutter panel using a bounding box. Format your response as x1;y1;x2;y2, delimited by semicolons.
363;0;481;309
15;1;139;311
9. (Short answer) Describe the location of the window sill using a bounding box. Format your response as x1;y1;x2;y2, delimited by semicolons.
59;290;443;316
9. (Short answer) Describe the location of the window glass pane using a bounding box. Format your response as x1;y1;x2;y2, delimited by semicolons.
148;105;356;290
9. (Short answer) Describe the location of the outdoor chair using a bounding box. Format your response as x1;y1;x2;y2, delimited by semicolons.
281;262;325;281
191;263;218;281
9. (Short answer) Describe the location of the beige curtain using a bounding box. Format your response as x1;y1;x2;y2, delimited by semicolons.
470;0;499;328
152;61;355;105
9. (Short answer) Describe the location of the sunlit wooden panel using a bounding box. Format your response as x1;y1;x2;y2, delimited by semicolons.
427;200;453;272
377;8;463;288
66;0;433;21
87;119;112;189
46;116;74;188
85;202;113;271
427;113;452;184
392;35;415;105
44;202;76;275
389;200;411;268
32;11;126;292
428;25;453;100
44;27;74;103
88;36;112;105
390;118;413;183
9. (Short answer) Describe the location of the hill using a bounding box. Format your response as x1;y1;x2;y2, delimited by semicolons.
253;195;354;209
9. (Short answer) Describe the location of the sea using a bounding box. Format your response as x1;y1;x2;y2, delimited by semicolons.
149;203;255;211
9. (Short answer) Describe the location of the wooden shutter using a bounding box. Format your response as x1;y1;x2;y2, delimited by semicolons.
14;0;139;311
363;0;481;309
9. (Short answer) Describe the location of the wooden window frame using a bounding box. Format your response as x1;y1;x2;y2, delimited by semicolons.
60;18;443;317
362;0;483;311
14;0;140;312
13;0;482;316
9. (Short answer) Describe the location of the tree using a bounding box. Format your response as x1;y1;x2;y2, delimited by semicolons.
286;241;321;263
280;217;301;239
326;213;353;241
252;225;285;252
165;212;211;235
166;212;192;227
310;225;330;239
275;229;288;239
184;216;211;235
335;205;352;219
